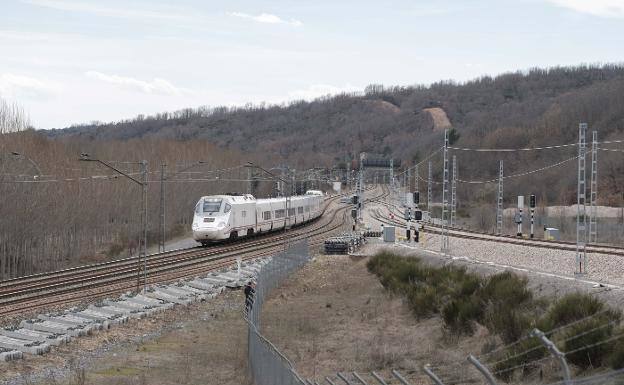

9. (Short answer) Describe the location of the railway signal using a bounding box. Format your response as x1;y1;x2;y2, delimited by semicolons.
516;195;524;237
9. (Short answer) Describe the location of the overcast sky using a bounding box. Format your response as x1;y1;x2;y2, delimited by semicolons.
1;0;624;129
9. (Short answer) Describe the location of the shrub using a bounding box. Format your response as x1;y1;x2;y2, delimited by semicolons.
479;271;532;306
543;293;609;329
485;304;532;344
106;242;125;257
407;286;438;318
562;318;617;369
608;337;624;369
544;293;621;371
493;338;547;382
442;296;482;334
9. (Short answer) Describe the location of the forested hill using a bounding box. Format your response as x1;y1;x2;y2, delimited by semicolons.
48;65;624;177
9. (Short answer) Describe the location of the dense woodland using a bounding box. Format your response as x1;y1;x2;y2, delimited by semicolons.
50;64;624;207
0;111;267;279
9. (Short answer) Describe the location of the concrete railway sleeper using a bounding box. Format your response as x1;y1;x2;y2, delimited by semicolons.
0;189;369;301
372;195;624;257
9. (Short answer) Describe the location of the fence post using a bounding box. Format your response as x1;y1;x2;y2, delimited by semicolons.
391;370;413;385
337;372;353;385
467;355;498;385
370;372;388;385
531;328;572;385
246;240;310;385
422;365;445;385
352;372;369;385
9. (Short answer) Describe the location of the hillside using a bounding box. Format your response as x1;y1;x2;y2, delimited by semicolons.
47;64;624;203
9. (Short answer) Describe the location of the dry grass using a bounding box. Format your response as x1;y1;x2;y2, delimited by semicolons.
2;291;250;385
259;253;490;383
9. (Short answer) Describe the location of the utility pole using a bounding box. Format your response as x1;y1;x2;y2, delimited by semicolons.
576;123;588;275
427;161;432;212
79;155;149;292
358;153;364;221
247;165;252;195
441;129;450;253
347;161;351;192
415;164;419;196
451;155;457;227
140;160;148;291
496;160;504;235
390;158;394;190
158;164;166;253
530;194;536;239
589;131;598;243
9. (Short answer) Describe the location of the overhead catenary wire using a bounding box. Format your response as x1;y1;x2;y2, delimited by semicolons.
448;142;578;152
0;163;255;184
394;146;444;177
456;156;579;184
597;147;624;153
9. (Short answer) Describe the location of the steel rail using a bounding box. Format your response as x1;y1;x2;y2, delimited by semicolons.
0;187;387;317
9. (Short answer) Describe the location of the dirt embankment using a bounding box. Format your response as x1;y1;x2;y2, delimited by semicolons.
423;107;452;131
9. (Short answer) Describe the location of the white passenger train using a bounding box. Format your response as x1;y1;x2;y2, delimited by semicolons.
192;192;323;246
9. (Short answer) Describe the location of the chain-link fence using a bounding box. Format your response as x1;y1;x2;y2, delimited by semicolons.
246;240;310;385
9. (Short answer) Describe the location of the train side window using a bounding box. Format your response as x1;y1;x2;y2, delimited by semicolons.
224;203;232;213
195;203;200;214
305;205;310;212
263;211;271;220
241;210;246;217
288;208;295;216
298;207;304;214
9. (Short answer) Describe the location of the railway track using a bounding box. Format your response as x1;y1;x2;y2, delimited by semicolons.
0;187;388;317
369;189;624;256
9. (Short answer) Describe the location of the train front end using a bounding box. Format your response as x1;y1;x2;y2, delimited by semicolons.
192;196;232;244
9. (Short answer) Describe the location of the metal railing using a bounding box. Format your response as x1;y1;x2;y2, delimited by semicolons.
246;240;310;385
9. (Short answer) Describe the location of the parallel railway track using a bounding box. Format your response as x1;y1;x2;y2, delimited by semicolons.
370;188;624;256
0;187;388;317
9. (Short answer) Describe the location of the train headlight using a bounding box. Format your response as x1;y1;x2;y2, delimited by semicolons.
217;222;226;228
192;223;198;230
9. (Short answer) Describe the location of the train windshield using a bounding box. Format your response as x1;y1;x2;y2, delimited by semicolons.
202;198;222;213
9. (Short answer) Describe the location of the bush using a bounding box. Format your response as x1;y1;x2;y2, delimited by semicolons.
608;337;624;369
563;318;617;369
544;293;621;371
442;296;482;334
543;293;609;329
493;338;547;382
478;272;534;344
479;271;532;306
407;286;438;318
485;304;532;344
106;242;125;257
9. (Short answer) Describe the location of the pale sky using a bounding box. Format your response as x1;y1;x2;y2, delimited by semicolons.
1;0;624;129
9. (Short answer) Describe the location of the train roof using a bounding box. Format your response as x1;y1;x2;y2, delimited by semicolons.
199;194;255;202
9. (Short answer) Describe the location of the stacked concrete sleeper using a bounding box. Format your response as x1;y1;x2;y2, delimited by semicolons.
0;257;269;362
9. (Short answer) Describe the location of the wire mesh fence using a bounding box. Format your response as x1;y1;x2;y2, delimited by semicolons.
246;240;310;385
